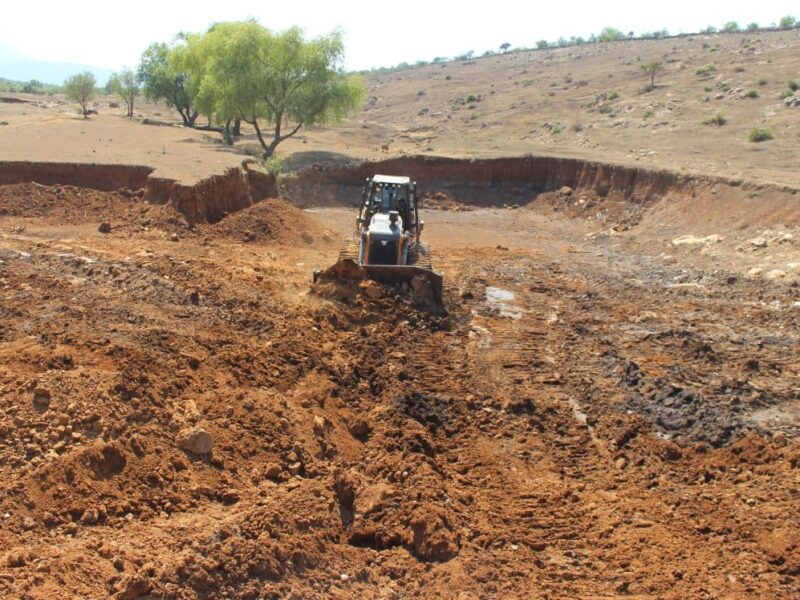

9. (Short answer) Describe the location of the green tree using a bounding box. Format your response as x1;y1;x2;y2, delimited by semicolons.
183;22;364;157
138;41;198;126
723;21;740;32
640;61;664;91
598;27;624;42
536;39;550;49
108;68;139;117
63;71;96;117
779;15;796;29
499;42;511;53
746;22;760;31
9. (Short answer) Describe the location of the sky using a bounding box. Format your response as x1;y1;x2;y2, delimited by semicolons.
1;0;798;72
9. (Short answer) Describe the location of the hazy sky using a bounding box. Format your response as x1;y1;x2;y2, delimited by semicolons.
1;0;798;71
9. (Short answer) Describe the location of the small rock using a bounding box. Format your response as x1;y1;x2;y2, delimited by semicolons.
312;415;330;436
80;508;99;525
359;279;383;299
114;574;151;600
169;233;179;242
98;222;112;234
615;457;627;470
264;463;283;481
32;388;51;411
559;186;574;196
765;269;786;280
348;419;372;440
749;237;768;249
287;461;303;476
176;427;213;455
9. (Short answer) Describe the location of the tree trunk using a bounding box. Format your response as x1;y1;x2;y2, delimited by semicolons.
233;118;241;136
187;110;198;127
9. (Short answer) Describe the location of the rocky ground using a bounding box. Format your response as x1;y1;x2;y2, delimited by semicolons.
0;182;797;599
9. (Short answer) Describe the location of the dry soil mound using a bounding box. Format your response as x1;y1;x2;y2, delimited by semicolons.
210;198;335;246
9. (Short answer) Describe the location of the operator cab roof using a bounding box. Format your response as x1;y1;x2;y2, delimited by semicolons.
373;174;411;186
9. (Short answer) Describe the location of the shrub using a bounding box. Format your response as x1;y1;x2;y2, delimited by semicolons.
747;23;760;32
598;27;625;42
696;64;717;77
0;120;8;126
607;90;619;100
788;80;799;91
779;15;796;29
550;125;562;134
263;153;284;176
705;111;727;125
745;89;759;98
780;89;795;99
758;78;768;86
643;110;654;119
748;128;773;142
571;123;583;132
466;94;478;102
445;75;451;81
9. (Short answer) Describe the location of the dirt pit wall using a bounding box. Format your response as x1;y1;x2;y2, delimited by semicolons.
0;160;277;225
282;154;798;209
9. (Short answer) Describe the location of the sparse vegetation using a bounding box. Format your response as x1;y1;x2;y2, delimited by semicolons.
0;121;8;126
696;64;717;78
63;71;97;118
643;110;654;119
745;89;759;98
705;111;727;126
758;78;768;86
607;90;619;100
598;27;625;42
640;61;664;91
788;80;800;92
748;127;773;142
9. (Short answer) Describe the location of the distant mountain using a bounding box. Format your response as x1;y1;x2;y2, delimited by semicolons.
0;59;114;86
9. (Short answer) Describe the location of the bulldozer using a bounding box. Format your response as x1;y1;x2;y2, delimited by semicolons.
313;174;443;306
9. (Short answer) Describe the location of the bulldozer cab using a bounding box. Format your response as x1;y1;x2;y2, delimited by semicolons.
357;175;420;241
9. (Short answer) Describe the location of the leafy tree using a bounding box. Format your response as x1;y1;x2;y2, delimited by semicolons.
640;61;664;91
723;21;740;32
746;22;760;31
108;68;139;117
499;42;511;53
779;15;796;29
702;25;718;34
64;71;96;117
536;39;550;49
598;27;624;42
138;41;198;126
184;22;364;157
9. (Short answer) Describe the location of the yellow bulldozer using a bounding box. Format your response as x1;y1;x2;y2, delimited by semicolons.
313;174;443;306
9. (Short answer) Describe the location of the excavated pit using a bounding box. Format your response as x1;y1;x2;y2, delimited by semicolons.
0;155;798;599
281;154;796;210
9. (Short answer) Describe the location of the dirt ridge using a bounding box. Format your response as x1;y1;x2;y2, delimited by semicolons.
0;160;277;224
284;154;800;207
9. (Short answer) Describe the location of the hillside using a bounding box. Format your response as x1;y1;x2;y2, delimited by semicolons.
278;29;800;187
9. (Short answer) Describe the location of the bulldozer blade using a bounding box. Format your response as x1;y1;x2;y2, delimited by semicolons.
363;265;444;307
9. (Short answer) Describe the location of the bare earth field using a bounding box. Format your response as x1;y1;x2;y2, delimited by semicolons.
0;28;799;600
